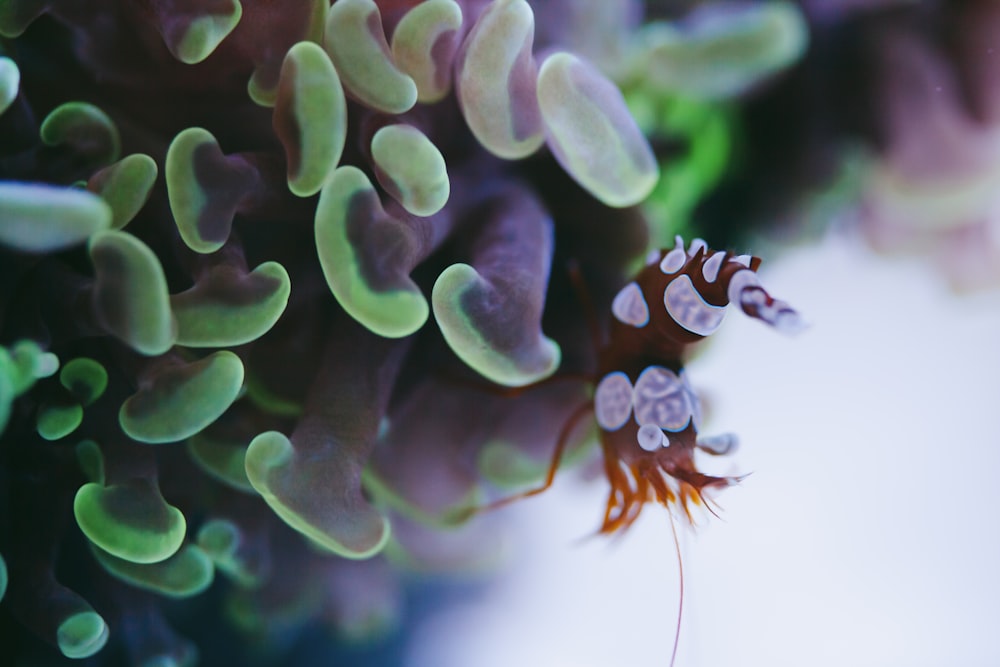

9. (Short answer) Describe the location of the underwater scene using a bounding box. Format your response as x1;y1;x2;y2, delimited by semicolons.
0;1;997;665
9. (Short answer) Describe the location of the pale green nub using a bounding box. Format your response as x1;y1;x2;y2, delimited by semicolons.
197;518;262;588
455;0;543;159
60;357;108;406
274;41;346;197
88;153;158;230
0;183;112;253
75;439;106;485
40;102;121;166
537;52;658;208
91;543;214;599
315;166;429;338
432;263;560;387
0;2;45;38
640;1;808;99
324;0;417;114
165;126;241;254
1;341;57;432
247;0;329;106
0;56;19;115
162;0;243;64
57;611;109;659
370;124;449;217
171;261;291;348
187;433;254;493
119;351;244;444
245;430;391;559
391;0;463;104
74;481;186;564
36;401;83;441
89;231;177;356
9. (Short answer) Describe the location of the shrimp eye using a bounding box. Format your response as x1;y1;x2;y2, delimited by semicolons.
637;423;668;451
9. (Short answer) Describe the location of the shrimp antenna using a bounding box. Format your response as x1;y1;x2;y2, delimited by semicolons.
667;506;685;667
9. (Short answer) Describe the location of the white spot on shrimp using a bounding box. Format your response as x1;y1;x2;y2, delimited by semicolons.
688;238;707;256
595;371;633;431
637;423;668;451
727;269;761;305
696;433;738;455
659;247;687;274
632;365;693;432
702;251;725;283
611;281;650;327
664;274;727;336
645;248;661;265
734;254;752;268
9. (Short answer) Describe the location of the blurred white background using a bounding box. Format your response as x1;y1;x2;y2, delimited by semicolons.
406;230;1000;667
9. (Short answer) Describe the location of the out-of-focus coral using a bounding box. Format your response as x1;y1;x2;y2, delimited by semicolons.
0;0;813;664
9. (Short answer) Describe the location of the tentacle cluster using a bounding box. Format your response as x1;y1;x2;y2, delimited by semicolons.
0;0;812;663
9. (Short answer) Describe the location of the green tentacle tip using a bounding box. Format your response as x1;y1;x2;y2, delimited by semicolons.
455;0;543;159
640;1;808;99
171;261;291;347
91;543;214;599
57;611;109;659
60;357;108;406
197;518;261;587
9;339;59;388
0;1;45;38
274;41;346;197
431;263;560;387
315;166;429;338
324;0;417;114
0;56;20;115
371;124;449;217
88;153;158;230
74;481;186;563
245;430;391;559
119;351;244;444
40;102;121;166
0;553;7;602
75;439;106;485
0;182;112;253
187;433;253;493
165;126;247;254
537;51;658;208
391;0;463;104
89;231;176;356
165;0;243;65
36;400;83;441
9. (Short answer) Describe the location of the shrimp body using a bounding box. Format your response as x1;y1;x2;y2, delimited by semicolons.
593;237;803;532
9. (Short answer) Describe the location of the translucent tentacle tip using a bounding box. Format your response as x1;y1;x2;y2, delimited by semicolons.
159;0;243;65
245;431;391;559
74;481;187;564
316;166;429;338
171;261;291;348
324;0;417;114
57;611;109;659
537;51;658;208
371;124;449;217
91;543;214;599
88;153;158;230
0;56;20;115
0;182;112;253
40;101;121;167
432;263;561;387
89;230;176;356
274;41;346;197
119;351;244;444
455;0;543;159
390;0;463;104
